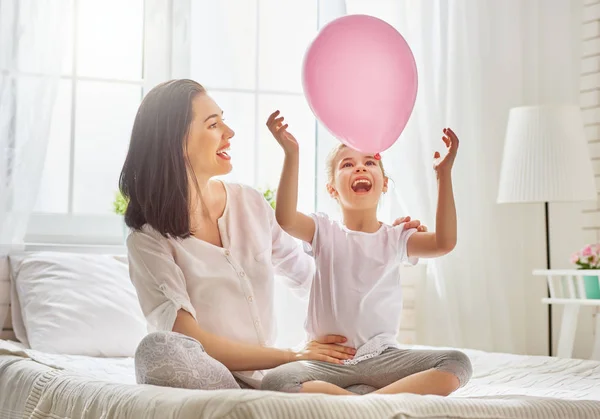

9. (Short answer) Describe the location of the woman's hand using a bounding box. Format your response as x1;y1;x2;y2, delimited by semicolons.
292;335;356;365
393;216;428;232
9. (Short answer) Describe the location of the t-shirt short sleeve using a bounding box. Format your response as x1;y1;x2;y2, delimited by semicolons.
302;212;332;258
395;224;418;265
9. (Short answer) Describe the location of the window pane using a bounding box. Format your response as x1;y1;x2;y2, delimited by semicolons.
258;94;316;213
73;81;141;214
191;0;257;90
77;0;143;79
259;0;318;92
211;91;257;186
34;80;72;213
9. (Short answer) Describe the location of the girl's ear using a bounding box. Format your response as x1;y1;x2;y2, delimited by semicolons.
383;176;389;193
327;183;338;199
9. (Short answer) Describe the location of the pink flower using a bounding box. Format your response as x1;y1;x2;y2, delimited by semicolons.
570;253;580;264
582;245;593;257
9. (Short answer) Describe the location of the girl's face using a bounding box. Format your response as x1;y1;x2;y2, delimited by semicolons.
327;147;387;210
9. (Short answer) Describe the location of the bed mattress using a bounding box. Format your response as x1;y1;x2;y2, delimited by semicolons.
1;340;600;419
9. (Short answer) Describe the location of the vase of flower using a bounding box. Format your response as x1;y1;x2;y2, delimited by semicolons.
113;191;130;243
571;244;600;299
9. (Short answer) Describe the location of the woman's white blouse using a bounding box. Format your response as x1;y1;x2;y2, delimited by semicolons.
127;182;315;387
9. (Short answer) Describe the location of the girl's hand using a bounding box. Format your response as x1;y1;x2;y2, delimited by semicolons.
433;127;459;176
266;110;299;156
292;335;356;365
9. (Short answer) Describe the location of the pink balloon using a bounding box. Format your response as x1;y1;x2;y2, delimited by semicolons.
302;15;418;154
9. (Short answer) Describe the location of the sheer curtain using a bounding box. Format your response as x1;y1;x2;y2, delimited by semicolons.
348;0;581;353
0;0;67;324
273;0;347;349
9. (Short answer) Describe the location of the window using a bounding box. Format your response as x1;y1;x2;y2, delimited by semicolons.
35;0;145;214
26;0;147;243
25;0;185;244
26;0;329;244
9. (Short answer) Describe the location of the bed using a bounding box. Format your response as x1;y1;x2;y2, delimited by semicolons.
2;251;600;419
2;339;600;419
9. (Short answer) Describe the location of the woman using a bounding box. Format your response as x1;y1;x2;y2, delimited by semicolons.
119;79;425;391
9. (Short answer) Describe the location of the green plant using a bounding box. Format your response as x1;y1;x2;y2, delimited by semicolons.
113;190;129;216
261;188;276;210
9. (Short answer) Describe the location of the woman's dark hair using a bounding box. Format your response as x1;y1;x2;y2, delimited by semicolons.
119;79;206;238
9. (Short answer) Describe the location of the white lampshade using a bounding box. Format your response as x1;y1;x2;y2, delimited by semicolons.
497;105;597;203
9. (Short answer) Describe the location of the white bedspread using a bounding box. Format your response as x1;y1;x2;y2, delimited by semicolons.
2;340;600;419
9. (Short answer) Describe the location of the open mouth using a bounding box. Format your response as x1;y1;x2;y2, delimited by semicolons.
216;145;231;160
351;178;372;193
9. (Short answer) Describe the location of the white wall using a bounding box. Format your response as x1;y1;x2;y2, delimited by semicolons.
554;0;600;359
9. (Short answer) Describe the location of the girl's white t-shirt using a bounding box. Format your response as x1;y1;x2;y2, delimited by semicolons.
303;212;417;363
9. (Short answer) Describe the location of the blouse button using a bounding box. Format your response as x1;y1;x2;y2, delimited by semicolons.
239;271;245;277
224;250;230;256
248;296;253;303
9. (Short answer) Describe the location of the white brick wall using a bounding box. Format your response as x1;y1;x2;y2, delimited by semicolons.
582;1;600;242
398;265;424;345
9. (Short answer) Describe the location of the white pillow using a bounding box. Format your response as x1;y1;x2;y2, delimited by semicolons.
9;252;147;357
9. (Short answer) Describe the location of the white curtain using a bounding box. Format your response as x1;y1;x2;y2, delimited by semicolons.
273;0;348;349
348;0;581;353
0;0;67;324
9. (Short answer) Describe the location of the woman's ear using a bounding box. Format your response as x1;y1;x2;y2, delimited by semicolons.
383;176;389;193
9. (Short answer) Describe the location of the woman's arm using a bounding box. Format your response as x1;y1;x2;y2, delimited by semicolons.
173;309;290;370
173;309;354;371
407;128;459;258
267;110;315;243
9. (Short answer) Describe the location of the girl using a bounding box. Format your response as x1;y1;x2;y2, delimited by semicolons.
260;110;472;396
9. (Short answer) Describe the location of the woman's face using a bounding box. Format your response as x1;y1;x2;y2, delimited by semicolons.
185;93;235;181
